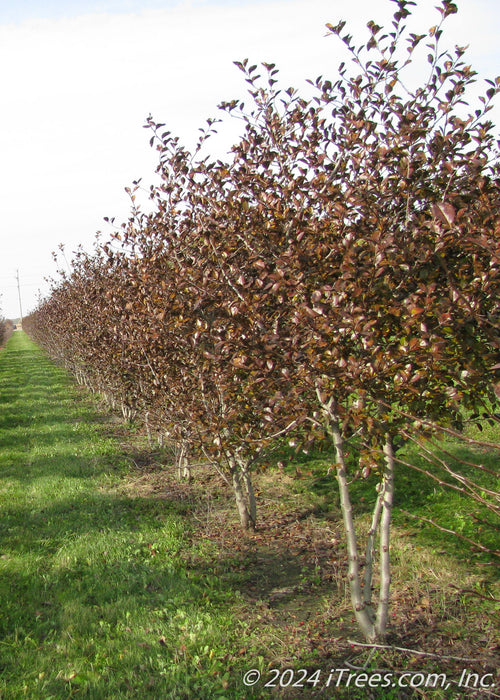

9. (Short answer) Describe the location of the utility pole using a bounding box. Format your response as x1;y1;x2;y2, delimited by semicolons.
16;269;23;327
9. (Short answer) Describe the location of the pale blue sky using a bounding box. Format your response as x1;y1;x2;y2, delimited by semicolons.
0;0;253;22
0;0;498;318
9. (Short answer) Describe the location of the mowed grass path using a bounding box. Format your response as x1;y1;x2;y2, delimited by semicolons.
0;333;249;699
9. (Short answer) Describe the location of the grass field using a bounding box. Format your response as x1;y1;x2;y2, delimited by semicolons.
0;332;498;699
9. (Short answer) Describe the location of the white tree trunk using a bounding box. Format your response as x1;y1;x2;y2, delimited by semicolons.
364;486;384;610
176;442;191;481
228;455;256;530
242;465;257;525
375;435;395;639
329;417;376;642
319;386;397;642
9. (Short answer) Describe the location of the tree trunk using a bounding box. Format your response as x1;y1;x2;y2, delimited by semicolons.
242;465;257;525
364;485;384;611
329;417;376;642
228;456;256;530
375;435;395;639
145;411;154;449
176;442;192;481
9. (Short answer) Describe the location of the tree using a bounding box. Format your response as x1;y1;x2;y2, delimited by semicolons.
181;0;499;640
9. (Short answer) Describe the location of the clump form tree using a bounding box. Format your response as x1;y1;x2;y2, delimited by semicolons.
24;0;499;643
179;0;499;641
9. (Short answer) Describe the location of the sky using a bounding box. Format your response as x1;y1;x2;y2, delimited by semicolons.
0;0;498;319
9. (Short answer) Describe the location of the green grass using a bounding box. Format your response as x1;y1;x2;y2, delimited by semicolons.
0;332;498;699
0;333;261;699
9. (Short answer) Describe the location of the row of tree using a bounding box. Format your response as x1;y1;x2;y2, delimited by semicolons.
24;0;499;642
0;311;13;348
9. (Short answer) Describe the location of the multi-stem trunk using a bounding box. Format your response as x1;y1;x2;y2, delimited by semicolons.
175;440;192;481
228;454;256;530
326;405;396;642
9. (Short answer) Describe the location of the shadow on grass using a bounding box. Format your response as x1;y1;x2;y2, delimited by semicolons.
0;334;259;699
0;515;198;637
0;491;189;555
0;334;128;483
0;485;247;699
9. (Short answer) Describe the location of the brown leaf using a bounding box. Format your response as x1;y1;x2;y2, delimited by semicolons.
431;202;456;226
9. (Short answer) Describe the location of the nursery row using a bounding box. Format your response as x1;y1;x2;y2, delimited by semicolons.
24;0;499;642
